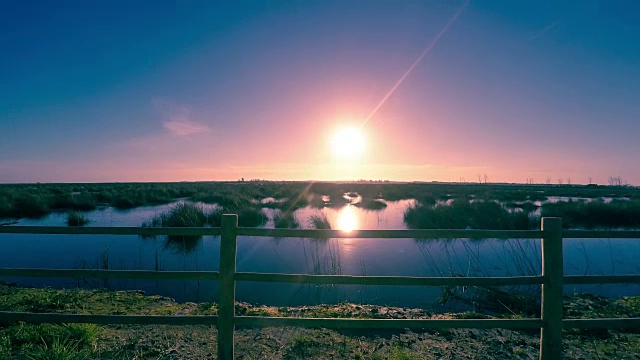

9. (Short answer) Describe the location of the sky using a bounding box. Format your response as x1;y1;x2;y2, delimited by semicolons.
1;0;639;185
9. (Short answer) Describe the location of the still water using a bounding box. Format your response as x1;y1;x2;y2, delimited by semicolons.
1;200;639;309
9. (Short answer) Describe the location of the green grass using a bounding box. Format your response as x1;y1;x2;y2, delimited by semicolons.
66;211;90;227
371;346;418;360
0;335;9;360
1;284;640;359
1;323;100;359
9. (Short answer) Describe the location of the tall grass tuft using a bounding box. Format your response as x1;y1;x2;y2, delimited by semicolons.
66;211;90;227
541;199;640;229
5;323;100;360
404;199;537;230
236;207;268;227
142;202;220;228
0;335;9;360
142;202;221;254
308;213;331;230
355;199;387;210
273;211;299;228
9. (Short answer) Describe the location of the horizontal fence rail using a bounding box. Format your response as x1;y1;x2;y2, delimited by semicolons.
235;272;544;286
1;216;640;360
234;317;544;330
563;230;640;239
237;227;544;239
0;311;218;326
0;268;220;280
0;226;221;236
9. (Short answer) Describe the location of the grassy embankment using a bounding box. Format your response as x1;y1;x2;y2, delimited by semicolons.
1;283;639;359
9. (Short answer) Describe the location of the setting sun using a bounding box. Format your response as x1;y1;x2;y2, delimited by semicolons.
330;126;366;160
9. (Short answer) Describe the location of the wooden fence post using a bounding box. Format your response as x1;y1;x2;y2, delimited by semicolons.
540;217;563;360
218;214;238;360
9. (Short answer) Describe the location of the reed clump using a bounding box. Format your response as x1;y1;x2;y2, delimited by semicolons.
355;199;388;210
541;199;640;229
308;213;331;230
67;211;90;227
273;211;299;228
404;199;537;230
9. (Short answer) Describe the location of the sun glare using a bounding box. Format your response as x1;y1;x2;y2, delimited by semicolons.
336;205;358;233
330;126;365;160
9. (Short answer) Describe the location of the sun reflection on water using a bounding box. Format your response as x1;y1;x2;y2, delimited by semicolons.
336;205;359;233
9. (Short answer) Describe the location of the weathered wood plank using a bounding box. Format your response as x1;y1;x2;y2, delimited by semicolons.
564;275;640;284
234;316;543;329
0;268;219;280
0;226;221;236
237;228;543;239
235;272;544;286
0;311;218;325
563;230;640;239
218;214;238;360
540;217;564;360
563;318;640;329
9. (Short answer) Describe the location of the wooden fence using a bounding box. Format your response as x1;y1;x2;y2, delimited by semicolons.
1;216;640;359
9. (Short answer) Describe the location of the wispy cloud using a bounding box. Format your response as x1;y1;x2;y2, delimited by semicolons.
530;21;560;41
164;115;210;136
153;99;211;136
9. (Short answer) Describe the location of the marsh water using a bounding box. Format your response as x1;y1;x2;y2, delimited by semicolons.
1;199;640;309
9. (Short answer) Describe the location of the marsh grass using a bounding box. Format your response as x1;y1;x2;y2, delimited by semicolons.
541;199;640;228
66;211;89;227
404;199;537;230
308;213;331;230
236;207;268;227
355;199;387;210
142;202;219;228
141;202;220;254
141;201;266;253
11;195;49;218
273;211;300;228
2;181;638;220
